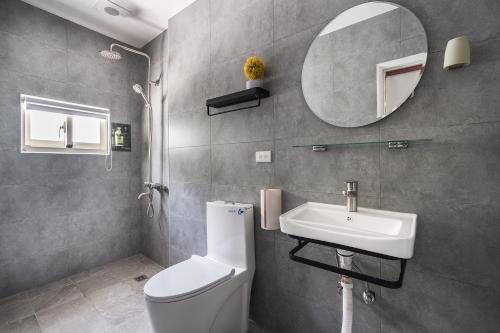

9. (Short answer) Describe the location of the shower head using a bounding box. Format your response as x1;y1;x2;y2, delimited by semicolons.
133;83;149;105
100;49;122;61
133;84;144;94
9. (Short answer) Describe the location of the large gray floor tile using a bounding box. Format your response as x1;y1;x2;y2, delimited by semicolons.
110;310;153;333
0;255;162;333
30;284;83;314
0;293;33;327
98;256;151;281
76;272;123;297
95;292;147;327
36;297;114;333
0;315;42;333
84;281;136;308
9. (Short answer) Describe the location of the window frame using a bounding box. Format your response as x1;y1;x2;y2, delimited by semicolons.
20;94;111;155
375;53;427;119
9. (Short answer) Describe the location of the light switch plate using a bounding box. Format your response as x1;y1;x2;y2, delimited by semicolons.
256;151;272;163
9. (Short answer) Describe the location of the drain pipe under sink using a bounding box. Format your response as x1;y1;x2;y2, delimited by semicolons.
337;250;354;333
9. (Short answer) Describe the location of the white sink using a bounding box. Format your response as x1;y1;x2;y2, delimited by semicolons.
279;202;417;259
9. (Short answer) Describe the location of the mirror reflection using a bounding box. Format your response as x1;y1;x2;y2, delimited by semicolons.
302;2;428;127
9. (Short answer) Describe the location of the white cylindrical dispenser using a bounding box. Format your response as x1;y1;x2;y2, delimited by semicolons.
260;189;282;230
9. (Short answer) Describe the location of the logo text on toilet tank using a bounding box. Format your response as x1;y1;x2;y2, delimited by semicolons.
227;208;247;215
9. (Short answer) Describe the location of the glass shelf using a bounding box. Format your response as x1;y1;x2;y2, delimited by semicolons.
292;139;432;151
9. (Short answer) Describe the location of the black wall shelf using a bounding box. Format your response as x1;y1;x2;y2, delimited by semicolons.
206;87;270;116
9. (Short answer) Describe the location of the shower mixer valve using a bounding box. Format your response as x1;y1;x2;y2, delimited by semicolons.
143;182;168;193
138;182;168;202
138;182;168;218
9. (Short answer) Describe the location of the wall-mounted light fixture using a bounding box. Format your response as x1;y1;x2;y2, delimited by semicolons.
443;36;470;70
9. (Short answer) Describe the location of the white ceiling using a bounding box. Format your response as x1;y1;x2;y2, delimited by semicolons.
22;0;197;48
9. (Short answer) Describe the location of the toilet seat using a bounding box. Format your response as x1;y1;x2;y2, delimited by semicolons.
144;255;235;303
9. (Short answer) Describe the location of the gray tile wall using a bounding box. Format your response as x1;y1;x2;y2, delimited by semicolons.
0;0;145;297
161;0;500;332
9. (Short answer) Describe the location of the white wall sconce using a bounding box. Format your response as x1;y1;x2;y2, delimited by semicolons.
443;36;470;70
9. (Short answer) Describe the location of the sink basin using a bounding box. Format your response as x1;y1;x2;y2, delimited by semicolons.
279;202;417;259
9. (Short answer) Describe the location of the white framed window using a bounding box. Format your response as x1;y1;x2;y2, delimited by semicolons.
20;95;111;155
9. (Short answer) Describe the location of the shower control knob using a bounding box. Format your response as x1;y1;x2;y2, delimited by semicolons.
362;290;376;305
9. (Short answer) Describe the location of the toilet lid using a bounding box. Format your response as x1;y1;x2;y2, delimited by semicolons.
144;255;235;303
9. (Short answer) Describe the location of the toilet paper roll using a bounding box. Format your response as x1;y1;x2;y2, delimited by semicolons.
260;188;282;230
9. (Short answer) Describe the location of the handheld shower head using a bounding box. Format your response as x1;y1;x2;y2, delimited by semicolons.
132;83;149;105
100;49;122;61
132;84;143;94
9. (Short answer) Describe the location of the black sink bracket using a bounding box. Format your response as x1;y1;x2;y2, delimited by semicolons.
287;235;407;289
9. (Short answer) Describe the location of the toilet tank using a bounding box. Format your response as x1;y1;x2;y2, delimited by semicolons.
206;201;255;271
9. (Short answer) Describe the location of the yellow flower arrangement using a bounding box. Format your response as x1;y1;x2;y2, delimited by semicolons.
243;56;265;81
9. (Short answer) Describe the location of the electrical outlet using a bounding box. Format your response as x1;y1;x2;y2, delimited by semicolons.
256;151;272;163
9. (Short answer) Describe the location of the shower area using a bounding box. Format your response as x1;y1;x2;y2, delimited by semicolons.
98;39;170;267
136;33;170;266
0;0;170;302
100;43;168;219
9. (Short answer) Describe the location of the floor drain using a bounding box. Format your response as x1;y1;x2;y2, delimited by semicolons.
134;275;148;282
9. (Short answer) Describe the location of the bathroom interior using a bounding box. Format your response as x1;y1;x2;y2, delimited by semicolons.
1;0;499;332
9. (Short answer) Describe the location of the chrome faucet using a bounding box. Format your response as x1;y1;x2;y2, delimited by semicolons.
138;182;169;218
137;191;151;200
342;180;358;212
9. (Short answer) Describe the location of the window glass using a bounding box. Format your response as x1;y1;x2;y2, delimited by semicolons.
73;115;101;144
29;110;65;142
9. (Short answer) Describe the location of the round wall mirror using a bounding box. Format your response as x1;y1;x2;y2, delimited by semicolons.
302;2;427;127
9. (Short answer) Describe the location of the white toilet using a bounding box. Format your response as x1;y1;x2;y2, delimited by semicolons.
144;201;255;333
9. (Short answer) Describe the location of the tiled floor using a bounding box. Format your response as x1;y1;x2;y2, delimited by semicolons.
0;254;164;333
